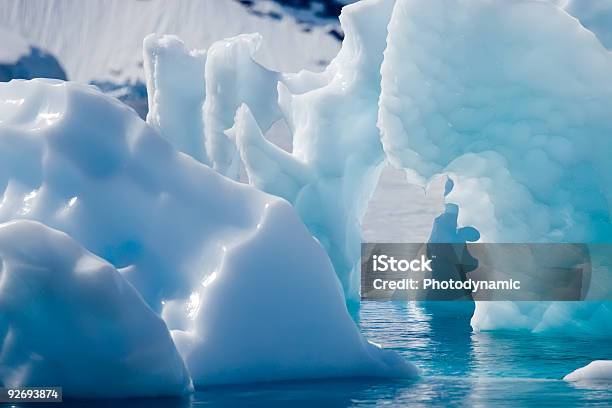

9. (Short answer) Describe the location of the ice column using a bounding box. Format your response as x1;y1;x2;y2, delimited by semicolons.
234;0;397;304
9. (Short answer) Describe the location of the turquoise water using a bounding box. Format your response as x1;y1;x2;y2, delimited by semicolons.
35;301;612;407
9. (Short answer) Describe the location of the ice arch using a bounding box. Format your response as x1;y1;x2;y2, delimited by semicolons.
378;0;612;334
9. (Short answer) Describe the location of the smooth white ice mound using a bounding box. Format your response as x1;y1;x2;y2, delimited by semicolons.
379;0;612;334
171;200;417;385
0;220;192;398
564;360;612;382
471;301;612;336
0;78;254;310
0;79;416;387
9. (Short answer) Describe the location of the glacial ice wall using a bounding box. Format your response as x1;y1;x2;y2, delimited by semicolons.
0;220;192;398
0;79;416;390
378;0;612;334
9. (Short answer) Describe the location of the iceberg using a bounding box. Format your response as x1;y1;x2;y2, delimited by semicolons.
235;0;396;304
170;199;417;386
564;360;612;382
0;78;416;389
378;0;612;333
141;0;612;332
0;220;192;398
144;33;282;180
144;0;408;305
142;0;396;304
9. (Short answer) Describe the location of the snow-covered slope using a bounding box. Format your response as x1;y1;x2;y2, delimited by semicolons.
0;27;66;82
0;0;341;85
0;26;29;63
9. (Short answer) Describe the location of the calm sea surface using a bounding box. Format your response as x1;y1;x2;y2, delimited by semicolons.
44;301;612;407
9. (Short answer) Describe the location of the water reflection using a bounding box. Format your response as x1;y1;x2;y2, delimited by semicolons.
23;301;612;407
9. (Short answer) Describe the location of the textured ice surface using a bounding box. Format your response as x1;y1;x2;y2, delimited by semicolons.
235;0;396;304
144;33;282;179
143;34;207;162
204;33;282;179
564;360;612;382
380;0;612;242
0;220;192;398
378;0;612;333
0;79;416;388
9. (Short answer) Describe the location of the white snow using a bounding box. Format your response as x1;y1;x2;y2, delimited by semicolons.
376;0;612;334
0;0;340;84
0;220;192;398
564;361;612;382
0;78;416;390
0;26;29;63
